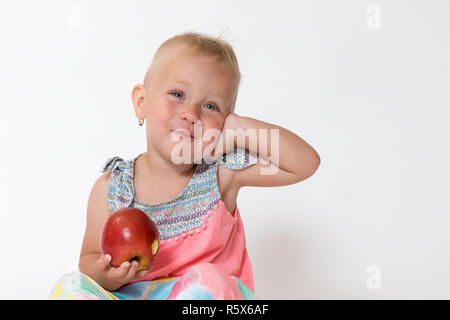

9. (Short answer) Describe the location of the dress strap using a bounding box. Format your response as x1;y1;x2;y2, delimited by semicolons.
100;156;125;173
100;155;134;212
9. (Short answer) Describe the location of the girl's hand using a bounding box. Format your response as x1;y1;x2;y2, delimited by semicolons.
210;112;241;160
95;254;152;291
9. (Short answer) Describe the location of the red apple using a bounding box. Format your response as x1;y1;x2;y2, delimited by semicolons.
101;207;160;271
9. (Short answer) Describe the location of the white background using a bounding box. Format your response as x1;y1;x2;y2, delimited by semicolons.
0;0;449;299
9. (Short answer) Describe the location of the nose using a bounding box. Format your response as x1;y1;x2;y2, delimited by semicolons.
178;103;200;124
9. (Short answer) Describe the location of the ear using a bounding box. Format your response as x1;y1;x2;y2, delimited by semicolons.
131;84;146;119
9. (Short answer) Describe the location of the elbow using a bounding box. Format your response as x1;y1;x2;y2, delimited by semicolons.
309;152;321;177
315;153;321;171
295;152;321;182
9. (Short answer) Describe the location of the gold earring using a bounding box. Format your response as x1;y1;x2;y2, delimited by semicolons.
139;119;144;126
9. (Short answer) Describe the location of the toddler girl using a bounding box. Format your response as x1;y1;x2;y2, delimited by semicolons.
49;31;320;300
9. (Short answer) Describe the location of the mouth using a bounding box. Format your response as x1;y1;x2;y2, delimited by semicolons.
172;129;194;141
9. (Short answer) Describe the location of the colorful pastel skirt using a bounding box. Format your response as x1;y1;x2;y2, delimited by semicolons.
49;262;259;300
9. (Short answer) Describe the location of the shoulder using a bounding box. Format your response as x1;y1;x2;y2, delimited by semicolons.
97;169;112;189
89;160;117;210
79;161;118;259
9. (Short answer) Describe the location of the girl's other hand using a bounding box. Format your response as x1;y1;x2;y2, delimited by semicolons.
95;254;152;291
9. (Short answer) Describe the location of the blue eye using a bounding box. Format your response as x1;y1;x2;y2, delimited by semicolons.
170;91;218;111
204;103;217;111
171;91;184;99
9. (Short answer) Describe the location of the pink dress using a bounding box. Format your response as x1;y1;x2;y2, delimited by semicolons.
50;148;259;300
70;147;258;300
132;198;255;291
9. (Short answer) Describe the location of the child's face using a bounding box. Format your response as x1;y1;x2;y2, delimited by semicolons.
133;47;237;164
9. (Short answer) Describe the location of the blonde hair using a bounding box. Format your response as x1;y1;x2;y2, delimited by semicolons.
144;31;241;113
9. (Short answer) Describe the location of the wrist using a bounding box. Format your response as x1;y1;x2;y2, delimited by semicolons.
225;112;241;131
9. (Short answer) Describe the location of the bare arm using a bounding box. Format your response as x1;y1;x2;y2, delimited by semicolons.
212;113;321;188
78;170;150;291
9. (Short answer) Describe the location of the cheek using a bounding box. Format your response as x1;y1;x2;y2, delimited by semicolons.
148;101;173;128
203;114;224;130
201;117;224;141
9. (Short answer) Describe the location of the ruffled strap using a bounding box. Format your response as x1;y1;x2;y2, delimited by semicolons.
215;147;258;170
100;156;125;173
100;156;133;212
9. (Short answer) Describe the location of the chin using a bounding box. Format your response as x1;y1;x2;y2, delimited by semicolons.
172;143;205;165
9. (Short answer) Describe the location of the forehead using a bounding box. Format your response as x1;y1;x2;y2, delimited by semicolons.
157;48;236;100
162;50;230;80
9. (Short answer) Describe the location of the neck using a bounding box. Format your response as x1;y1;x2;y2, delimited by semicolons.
138;149;196;181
